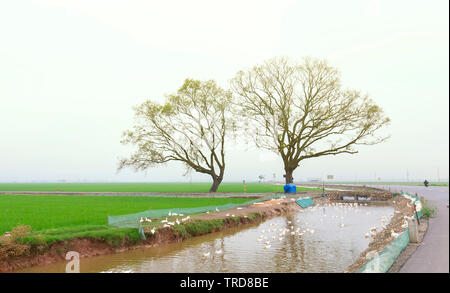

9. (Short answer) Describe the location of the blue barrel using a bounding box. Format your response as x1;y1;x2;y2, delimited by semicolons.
284;183;296;193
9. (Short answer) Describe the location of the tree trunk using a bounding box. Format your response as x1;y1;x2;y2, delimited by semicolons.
284;169;294;184
209;176;223;192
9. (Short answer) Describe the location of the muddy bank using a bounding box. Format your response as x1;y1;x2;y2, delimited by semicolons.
297;183;379;191
326;189;393;201
0;198;302;273
345;195;417;272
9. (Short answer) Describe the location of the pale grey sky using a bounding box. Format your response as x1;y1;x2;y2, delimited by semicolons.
0;0;448;183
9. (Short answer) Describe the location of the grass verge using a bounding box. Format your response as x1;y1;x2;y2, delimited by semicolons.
421;200;437;220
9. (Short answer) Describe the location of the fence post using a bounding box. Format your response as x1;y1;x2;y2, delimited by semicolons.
408;219;419;243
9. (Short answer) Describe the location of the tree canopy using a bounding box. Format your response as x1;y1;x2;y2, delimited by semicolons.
119;79;234;192
231;57;390;184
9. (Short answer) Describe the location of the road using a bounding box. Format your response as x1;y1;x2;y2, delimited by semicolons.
370;185;449;273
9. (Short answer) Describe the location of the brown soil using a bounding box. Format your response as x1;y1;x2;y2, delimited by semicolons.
326;189;393;201
0;238;119;273
299;184;379;192
194;196;308;220
0;196;308;273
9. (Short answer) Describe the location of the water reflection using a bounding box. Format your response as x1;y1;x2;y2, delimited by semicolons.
15;204;393;273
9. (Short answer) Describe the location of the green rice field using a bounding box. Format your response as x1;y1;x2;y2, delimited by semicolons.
0;195;254;234
0;182;314;193
0;183;320;244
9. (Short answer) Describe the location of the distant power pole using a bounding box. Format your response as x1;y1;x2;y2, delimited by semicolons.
437;168;440;182
406;170;409;182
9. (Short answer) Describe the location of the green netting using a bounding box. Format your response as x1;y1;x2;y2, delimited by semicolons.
138;222;146;240
357;228;410;273
108;193;295;229
401;192;423;219
296;197;315;208
357;192;424;272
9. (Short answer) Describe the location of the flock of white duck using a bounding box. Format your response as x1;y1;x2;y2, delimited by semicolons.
140;195;420;259
254;202;380;250
139;205;253;240
365;194;422;240
201;200;400;258
255;198;418;252
139;210;193;235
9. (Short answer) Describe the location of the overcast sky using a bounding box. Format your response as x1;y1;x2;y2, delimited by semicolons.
0;0;448;183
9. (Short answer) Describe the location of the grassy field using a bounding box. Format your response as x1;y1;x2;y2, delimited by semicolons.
0;182;318;193
0;195;253;234
0;183;319;247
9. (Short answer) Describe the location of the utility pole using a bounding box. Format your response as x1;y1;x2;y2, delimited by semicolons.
322;179;325;197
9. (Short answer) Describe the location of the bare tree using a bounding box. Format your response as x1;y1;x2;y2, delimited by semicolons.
231;57;390;184
118;79;234;192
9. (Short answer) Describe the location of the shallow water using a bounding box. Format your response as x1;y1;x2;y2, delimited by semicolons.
15;204;393;273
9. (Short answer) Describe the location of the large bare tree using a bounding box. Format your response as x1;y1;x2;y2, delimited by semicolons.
231;57;390;184
119;79;234;192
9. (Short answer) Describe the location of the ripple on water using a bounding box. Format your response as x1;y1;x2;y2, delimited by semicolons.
15;204;394;273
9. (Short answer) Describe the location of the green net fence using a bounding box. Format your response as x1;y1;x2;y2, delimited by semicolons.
357;228;410;273
401;192;423;219
356;192;424;273
108;193;296;229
